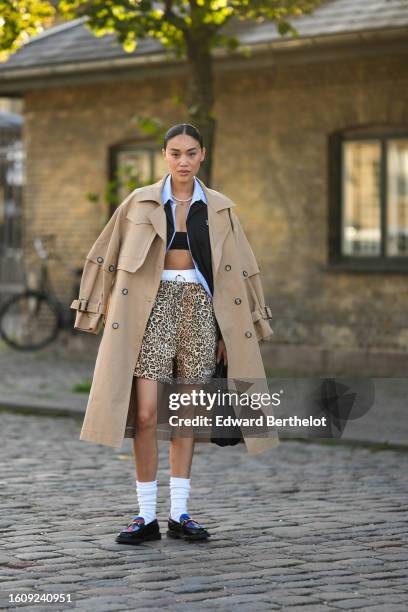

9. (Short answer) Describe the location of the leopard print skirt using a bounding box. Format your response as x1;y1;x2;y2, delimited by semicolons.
133;278;218;384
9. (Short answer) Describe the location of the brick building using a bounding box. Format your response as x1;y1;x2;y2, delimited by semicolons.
0;0;408;373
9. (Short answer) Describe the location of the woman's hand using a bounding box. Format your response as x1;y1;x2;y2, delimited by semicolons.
216;337;228;366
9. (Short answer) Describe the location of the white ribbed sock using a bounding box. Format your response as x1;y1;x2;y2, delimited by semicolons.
135;479;157;525
170;476;191;522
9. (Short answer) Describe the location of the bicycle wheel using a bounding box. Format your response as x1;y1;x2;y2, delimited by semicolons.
0;291;61;350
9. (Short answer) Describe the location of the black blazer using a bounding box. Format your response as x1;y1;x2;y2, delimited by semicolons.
164;199;221;339
164;199;213;294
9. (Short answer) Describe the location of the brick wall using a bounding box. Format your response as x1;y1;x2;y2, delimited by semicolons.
22;50;408;353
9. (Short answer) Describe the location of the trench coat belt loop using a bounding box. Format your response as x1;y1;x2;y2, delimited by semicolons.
70;298;89;312
71;299;107;315
251;306;273;323
264;306;272;319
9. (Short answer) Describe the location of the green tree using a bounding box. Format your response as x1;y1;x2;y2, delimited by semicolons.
0;1;55;60
1;0;323;185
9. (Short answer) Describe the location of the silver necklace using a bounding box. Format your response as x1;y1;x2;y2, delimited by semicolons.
174;195;193;204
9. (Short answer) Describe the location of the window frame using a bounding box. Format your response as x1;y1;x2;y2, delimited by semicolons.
108;139;164;216
327;124;408;273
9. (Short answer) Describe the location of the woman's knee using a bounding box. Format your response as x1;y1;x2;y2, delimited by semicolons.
136;403;157;430
135;377;158;430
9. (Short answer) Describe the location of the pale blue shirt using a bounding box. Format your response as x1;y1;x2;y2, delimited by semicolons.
162;173;212;299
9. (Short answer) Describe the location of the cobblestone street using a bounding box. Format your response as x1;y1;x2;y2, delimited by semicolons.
1;410;407;611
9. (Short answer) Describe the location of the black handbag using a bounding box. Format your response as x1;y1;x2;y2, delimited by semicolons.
210;360;242;447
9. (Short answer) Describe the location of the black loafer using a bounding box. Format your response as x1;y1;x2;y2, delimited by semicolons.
115;516;161;545
167;513;210;541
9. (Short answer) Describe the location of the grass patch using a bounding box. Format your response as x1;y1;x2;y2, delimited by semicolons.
72;380;92;393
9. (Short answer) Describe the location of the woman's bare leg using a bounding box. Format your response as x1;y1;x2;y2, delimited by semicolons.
133;377;158;481
169;383;200;478
169;436;195;478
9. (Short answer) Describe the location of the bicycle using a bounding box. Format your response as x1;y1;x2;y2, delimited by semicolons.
0;235;82;351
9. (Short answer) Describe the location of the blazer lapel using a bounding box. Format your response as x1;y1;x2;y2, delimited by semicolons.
197;178;236;281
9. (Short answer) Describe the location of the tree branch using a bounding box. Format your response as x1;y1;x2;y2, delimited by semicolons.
163;0;188;33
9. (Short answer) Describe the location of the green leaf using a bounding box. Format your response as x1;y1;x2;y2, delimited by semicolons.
123;38;137;52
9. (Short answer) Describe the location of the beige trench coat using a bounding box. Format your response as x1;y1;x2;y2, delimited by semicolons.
71;174;280;455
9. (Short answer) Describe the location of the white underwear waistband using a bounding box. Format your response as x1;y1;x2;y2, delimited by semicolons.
161;268;199;283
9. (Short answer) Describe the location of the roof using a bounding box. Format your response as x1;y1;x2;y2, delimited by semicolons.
0;0;407;89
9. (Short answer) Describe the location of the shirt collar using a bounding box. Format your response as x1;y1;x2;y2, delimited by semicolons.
162;173;207;206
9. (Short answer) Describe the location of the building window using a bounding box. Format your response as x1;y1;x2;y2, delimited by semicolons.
328;126;408;271
109;141;168;212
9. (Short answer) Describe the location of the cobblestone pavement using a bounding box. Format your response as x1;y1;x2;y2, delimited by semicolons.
1;411;407;611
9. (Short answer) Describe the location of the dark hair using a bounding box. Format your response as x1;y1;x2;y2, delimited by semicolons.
163;123;203;149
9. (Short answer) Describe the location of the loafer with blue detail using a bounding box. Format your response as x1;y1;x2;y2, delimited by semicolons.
167;513;210;541
115;516;161;545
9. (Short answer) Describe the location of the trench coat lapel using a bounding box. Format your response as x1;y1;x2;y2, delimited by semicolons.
133;174;235;280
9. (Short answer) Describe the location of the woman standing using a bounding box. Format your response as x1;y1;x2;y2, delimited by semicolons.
117;123;226;544
71;122;278;546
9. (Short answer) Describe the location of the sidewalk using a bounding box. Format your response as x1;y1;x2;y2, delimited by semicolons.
0;333;407;448
0;333;97;416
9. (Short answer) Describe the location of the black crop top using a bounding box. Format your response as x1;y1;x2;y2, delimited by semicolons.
169;231;189;250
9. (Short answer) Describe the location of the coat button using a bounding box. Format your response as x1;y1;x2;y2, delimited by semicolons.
242;270;248;277
108;264;115;272
225;264;231;271
112;322;119;329
234;298;242;305
122;288;128;295
245;331;252;338
97;256;104;264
